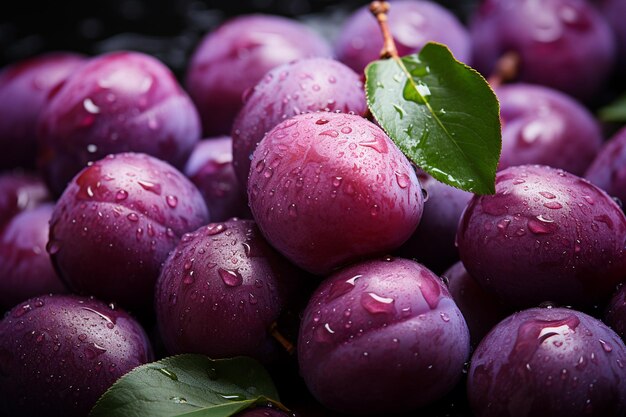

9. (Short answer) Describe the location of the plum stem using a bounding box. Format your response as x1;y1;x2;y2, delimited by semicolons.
487;52;520;88
370;1;398;60
269;322;295;354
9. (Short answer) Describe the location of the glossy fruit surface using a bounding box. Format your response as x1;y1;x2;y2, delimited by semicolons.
0;172;50;228
586;127;626;204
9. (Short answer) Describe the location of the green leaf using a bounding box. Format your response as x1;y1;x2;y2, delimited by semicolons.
599;94;626;122
365;42;502;194
89;354;283;417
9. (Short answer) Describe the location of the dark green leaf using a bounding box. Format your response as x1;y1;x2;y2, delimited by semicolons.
599;94;626;122
89;354;282;417
365;42;501;194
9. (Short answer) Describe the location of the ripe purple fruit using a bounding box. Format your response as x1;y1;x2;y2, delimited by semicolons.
248;112;423;275
232;57;367;187
49;153;209;312
0;172;50;228
336;0;471;73
37;51;201;195
186;15;331;136
0;294;153;417
298;257;470;414
457;165;626;308
155;218;300;361
467;307;626;416
606;285;626;341
585;126;626;204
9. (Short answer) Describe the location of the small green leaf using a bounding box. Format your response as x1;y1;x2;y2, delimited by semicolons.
365;42;502;194
599;94;626;122
89;355;283;417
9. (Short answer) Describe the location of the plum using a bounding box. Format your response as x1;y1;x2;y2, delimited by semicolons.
155;218;300;361
0;203;65;312
298;257;470;414
236;407;293;417
467;307;626;416
443;261;508;347
248;112;423;275
457;165;626;309
232;57;367;187
470;0;616;100
606;285;626;341
48;152;209;313
335;0;472;73
586;126;626;205
497;84;602;176
598;0;626;70
37;51;201;196
0;294;153;417
0;52;85;170
0;172;50;229
396;172;473;273
184;137;250;222
186;15;331;136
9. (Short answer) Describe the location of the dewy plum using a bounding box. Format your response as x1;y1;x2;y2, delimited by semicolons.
457;165;626;309
186;15;331;136
0;52;85;170
336;0;471;73
497;84;602;176
586;127;626;205
248;112;423;275
470;0;616;100
49;153;209;313
184;137;250;222
0;172;50;228
0;204;66;312
606;285;626;341
37;51;201;196
467;307;626;416
155;218;300;361
0;294;153;417
231;57;367;187
298;257;470;414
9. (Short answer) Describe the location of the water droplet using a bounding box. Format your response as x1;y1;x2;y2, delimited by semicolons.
207;223;227;235
599;339;613;353
328;275;360;301
81;307;116;326
219;268;243;287
115;190;128;201
319;130;339;138
137;180;162;195
528;215;558;235
395;171;410;189
370;205;380;217
440;312;450;322
582;195;594;205
361;292;395;315
13;304;32;318
157;368;178;380
127;213;139;222
83;98;100;114
219;393;245;401
359;135;389;154
170;396;187;404
288;203;298;218
543;201;563;209
316;118;329;125
166;195;178;208
248;293;257;304
539;191;556;199
341;127;352;134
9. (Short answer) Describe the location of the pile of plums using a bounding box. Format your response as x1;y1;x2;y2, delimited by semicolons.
1;0;626;416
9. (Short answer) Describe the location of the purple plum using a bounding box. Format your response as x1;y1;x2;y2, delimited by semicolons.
248;112;423;275
586;126;626;204
231;57;367;187
468;307;626;416
298;257;470;414
0;172;50;229
457;165;626;308
606;284;626;341
598;0;626;70
37;51;201;196
0;294;153;417
48;152;209;313
186;15;331;136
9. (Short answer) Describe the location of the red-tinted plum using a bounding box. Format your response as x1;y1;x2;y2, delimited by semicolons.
467;307;626;416
606;285;626;341
586;127;626;204
298;257;470;414
0;204;65;312
396;173;473;273
248;112;423;275
155;218;300;361
232;57;367;186
0;52;85;169
457;165;626;308
497;84;602;176
185;137;249;222
0;294;153;417
49;153;209;312
470;0;616;100
0;172;50;228
598;0;626;70
443;261;508;347
186;15;331;136
38;51;201;195
336;0;471;73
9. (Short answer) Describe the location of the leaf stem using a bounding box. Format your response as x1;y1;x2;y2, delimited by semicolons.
487;51;520;88
370;1;398;59
269;322;295;354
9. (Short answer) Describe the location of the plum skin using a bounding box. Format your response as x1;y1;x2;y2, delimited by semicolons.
49;152;209;313
457;164;626;308
585;127;626;205
155;218;300;362
606;285;626;342
248;112;423;275
37;51;201;196
0;294;153;417
467;307;626;417
298;257;470;414
0;172;50;229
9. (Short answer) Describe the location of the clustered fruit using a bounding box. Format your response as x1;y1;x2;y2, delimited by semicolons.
1;0;626;416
